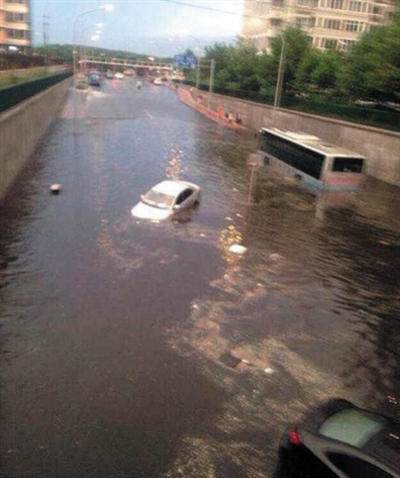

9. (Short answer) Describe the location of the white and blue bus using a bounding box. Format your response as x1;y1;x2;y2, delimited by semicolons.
258;128;366;191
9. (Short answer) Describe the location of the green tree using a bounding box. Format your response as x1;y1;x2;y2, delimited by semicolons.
340;9;400;102
295;48;322;91
269;26;311;93
311;50;341;90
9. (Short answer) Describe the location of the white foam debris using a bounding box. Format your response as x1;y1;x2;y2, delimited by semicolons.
228;244;247;254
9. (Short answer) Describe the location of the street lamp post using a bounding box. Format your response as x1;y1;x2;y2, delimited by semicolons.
72;4;113;134
272;34;286;123
72;4;113;80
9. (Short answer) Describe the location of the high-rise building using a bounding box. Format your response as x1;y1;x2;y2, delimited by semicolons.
0;0;31;54
242;0;396;51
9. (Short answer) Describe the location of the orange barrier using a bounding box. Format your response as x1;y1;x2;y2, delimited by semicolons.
177;87;246;131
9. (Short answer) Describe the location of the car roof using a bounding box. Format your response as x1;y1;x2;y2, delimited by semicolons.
152;180;198;196
301;400;400;472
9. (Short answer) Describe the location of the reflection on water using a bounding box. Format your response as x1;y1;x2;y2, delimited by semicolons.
0;81;399;477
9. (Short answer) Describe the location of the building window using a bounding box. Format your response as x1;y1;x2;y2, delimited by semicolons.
321;38;338;48
344;20;363;31
6;0;27;3
349;1;361;11
373;6;382;14
270;18;282;26
321;0;343;9
5;12;28;22
296;16;313;26
6;28;29;39
338;39;355;50
324;18;341;29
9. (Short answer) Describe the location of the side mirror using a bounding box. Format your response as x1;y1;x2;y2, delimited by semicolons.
173;204;180;211
140;194;145;201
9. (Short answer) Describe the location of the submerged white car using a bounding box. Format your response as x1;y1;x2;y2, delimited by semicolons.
131;180;201;221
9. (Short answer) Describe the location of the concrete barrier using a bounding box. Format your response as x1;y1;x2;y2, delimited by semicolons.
0;77;72;200
194;88;400;188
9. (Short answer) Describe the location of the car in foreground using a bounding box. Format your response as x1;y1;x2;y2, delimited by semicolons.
275;399;400;478
131;180;201;221
114;72;124;79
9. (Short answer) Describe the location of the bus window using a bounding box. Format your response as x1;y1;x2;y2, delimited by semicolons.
261;131;324;179
332;157;363;173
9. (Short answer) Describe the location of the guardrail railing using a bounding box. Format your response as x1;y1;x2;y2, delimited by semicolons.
0;70;72;114
184;80;400;132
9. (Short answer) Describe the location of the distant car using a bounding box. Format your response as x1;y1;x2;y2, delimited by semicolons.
88;74;101;87
131;180;201;221
106;71;114;79
124;69;135;76
114;72;124;79
275;399;400;478
75;78;88;90
153;78;163;85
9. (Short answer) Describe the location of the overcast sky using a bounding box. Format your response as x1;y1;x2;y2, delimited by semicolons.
32;0;244;56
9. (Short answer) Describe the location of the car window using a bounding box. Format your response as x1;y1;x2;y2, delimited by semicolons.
176;189;193;205
332;157;364;173
327;453;393;478
319;409;386;447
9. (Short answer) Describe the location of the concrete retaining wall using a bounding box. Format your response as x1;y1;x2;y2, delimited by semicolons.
195;89;400;187
0;77;72;200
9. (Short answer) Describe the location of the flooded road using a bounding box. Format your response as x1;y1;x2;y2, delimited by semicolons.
0;78;399;477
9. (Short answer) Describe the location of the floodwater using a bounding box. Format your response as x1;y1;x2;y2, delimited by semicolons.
0;79;399;477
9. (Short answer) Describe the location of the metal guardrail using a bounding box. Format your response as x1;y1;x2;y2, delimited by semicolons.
184;80;400;132
0;70;73;114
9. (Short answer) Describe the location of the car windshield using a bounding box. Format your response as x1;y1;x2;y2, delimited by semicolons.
319;409;386;448
142;189;175;209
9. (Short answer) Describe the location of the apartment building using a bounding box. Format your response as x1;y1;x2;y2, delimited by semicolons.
242;0;397;51
0;0;31;53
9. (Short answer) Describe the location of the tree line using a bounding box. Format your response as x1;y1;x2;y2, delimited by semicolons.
34;44;168;64
189;9;400;104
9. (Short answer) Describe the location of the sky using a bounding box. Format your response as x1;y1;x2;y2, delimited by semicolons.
32;0;244;56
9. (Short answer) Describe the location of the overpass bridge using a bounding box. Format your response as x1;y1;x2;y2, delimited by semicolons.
82;56;173;71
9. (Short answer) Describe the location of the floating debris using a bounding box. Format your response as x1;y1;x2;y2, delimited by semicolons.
200;233;206;238
49;184;61;194
236;213;243;218
192;303;199;310
219;352;242;368
264;367;275;375
269;253;283;262
379;239;391;246
228;243;247;255
225;216;233;221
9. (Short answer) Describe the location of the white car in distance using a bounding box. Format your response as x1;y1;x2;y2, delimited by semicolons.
131;180;201;221
114;72;124;79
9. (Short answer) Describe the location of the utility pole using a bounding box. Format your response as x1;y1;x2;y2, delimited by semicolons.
42;14;50;66
207;58;215;110
195;57;200;89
